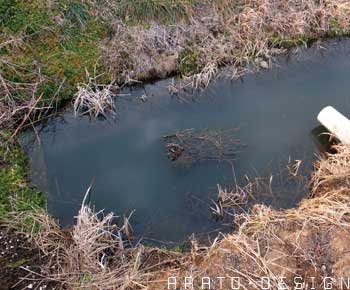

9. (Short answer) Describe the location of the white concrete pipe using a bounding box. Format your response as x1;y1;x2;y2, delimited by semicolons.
317;106;350;144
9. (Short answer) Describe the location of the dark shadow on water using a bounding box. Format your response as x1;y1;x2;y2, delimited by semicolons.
310;125;337;155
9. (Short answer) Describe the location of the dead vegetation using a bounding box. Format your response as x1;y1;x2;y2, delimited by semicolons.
73;71;117;118
3;0;350;288
211;158;307;219
210;184;248;218
2;0;350;125
18;188;185;290
0;59;53;134
100;0;350;89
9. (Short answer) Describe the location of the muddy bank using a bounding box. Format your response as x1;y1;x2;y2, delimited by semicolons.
0;228;57;290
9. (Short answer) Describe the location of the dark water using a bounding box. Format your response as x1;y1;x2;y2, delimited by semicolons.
21;39;350;244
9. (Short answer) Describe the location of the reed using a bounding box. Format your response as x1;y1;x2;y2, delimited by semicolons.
73;72;116;118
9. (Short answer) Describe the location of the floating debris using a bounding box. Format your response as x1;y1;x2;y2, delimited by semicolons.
163;128;241;167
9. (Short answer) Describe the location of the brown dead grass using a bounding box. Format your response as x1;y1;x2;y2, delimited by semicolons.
0;58;59;134
100;0;350;88
22;190;185;290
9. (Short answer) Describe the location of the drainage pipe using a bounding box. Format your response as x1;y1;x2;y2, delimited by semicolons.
317;106;350;144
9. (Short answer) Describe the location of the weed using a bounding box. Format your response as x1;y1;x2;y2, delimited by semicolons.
60;0;89;27
172;243;186;253
73;70;116;118
177;47;202;77
27;189;183;290
114;0;196;24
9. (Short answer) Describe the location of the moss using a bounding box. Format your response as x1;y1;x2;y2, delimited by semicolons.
177;47;202;77
0;0;53;34
270;34;308;49
172;243;186;253
6;258;29;269
0;131;45;217
0;0;110;106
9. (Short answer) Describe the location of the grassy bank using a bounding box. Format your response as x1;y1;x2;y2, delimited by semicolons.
0;130;44;218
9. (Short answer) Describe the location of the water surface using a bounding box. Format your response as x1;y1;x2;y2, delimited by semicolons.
21;39;350;243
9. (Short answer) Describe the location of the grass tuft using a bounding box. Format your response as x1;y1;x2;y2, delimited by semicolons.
73;71;116;118
113;0;196;24
27;188;183;289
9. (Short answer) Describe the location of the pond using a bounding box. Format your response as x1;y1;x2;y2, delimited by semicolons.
21;38;350;244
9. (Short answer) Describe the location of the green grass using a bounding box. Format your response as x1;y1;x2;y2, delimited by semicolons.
0;0;109;106
0;131;45;217
114;0;197;24
0;0;52;34
177;47;202;77
270;35;309;49
6;258;29;269
0;1;112;233
172;243;186;253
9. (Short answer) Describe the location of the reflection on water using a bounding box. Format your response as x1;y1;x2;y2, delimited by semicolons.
21;39;350;243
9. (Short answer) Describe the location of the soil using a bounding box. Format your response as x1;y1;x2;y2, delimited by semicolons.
0;228;56;290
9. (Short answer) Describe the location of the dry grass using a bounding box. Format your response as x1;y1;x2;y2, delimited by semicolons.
163;128;241;166
211;184;248;218
31;197;148;289
0;59;50;132
20;188;184;290
100;0;350;89
73;71;117;118
192;62;218;89
3;0;349;123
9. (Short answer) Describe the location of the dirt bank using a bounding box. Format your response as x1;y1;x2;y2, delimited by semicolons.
0;228;58;290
